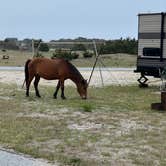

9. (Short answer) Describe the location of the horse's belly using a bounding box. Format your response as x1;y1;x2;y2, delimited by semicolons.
41;74;59;80
37;71;59;80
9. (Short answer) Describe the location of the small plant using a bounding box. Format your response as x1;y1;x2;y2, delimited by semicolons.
68;157;81;165
81;104;93;112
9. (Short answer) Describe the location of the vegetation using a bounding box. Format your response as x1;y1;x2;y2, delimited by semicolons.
72;44;87;51
0;50;136;67
83;51;94;58
52;49;79;61
72;53;136;67
0;83;166;165
39;43;49;52
99;38;138;55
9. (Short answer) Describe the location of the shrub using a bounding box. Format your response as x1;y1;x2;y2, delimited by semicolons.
83;51;94;58
71;52;79;59
52;49;79;61
72;44;86;51
39;43;49;52
34;52;44;58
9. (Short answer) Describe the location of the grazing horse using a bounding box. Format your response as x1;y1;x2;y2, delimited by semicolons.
24;58;88;99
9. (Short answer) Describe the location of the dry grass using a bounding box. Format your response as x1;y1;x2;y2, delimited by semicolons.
0;50;136;67
0;50;33;66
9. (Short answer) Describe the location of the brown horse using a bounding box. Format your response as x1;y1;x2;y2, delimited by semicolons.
24;58;88;99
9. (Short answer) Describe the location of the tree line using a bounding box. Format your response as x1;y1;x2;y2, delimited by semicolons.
99;38;138;55
0;37;138;55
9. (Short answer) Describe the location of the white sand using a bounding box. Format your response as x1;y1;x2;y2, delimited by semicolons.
0;70;141;87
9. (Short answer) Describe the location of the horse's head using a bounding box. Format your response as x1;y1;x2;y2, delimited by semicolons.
77;79;88;99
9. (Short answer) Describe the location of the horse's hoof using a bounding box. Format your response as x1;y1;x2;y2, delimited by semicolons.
53;96;57;99
36;94;41;98
61;96;66;100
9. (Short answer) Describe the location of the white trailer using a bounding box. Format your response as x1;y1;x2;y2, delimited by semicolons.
134;12;166;86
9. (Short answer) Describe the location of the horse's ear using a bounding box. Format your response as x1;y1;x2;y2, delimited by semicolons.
85;79;88;85
81;79;85;84
81;79;87;85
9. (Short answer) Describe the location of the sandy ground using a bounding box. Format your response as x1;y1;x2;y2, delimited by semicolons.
0;70;142;87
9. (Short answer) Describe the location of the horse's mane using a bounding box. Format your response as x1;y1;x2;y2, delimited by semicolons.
67;61;84;80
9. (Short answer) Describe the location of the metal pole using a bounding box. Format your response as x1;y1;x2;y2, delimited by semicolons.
93;41;104;87
32;39;35;57
88;41;100;85
88;54;99;85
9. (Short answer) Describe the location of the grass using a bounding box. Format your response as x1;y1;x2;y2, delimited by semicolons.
0;50;33;66
0;50;136;67
1;82;166;165
81;104;93;112
72;53;136;68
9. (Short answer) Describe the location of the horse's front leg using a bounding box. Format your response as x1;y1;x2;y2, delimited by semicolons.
60;79;66;99
53;80;60;99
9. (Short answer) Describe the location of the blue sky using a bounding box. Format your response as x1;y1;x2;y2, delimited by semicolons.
0;0;165;41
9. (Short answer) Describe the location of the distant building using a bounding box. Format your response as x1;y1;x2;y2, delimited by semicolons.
4;38;19;46
19;39;32;51
3;38;19;50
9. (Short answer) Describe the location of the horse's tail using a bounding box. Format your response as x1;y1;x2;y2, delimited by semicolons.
22;59;31;88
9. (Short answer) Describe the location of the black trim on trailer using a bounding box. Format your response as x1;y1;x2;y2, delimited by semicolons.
160;12;165;61
138;12;166;16
138;33;166;39
134;66;161;77
137;57;166;60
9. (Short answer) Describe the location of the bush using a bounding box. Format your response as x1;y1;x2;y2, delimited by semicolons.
52;49;79;61
72;44;86;51
83;51;94;58
39;43;49;52
71;52;79;59
33;51;44;58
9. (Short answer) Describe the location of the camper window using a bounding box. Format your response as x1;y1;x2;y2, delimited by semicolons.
143;48;161;57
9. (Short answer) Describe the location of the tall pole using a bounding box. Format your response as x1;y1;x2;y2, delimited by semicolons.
88;41;104;87
32;39;35;57
93;41;104;87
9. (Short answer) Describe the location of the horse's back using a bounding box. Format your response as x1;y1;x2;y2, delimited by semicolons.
29;58;71;80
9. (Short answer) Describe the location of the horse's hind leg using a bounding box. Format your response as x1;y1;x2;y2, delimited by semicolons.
26;74;34;97
34;75;41;97
53;81;60;99
60;79;66;99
